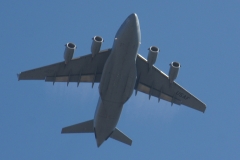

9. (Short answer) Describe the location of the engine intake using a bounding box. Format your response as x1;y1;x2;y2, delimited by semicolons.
169;61;180;83
147;46;159;69
91;36;104;57
64;42;76;64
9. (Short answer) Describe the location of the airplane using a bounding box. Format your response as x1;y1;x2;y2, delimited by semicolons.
18;13;206;147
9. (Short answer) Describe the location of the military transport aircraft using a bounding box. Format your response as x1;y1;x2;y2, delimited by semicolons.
18;13;206;147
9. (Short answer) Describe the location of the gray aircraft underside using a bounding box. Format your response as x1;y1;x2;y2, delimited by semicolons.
18;13;206;147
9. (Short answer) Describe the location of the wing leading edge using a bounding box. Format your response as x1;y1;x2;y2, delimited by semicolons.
135;54;206;113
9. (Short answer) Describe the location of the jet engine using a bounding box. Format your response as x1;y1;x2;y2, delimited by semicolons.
168;61;181;83
64;42;77;64
147;46;159;69
91;36;104;57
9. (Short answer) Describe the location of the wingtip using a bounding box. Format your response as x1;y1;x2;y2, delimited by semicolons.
17;73;20;81
202;108;206;113
61;127;67;134
201;106;206;113
202;104;207;113
129;141;133;146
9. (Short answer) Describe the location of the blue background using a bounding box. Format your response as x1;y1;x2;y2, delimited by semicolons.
1;1;239;159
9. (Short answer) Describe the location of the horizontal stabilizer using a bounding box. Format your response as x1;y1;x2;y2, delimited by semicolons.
110;128;132;146
61;120;94;133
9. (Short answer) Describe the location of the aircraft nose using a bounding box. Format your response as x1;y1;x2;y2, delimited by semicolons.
128;13;141;42
127;13;139;28
128;13;138;22
115;13;140;38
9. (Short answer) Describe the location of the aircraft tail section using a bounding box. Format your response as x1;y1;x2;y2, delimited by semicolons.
61;120;132;146
61;119;94;133
110;128;132;146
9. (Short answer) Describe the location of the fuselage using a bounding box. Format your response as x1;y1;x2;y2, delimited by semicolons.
93;13;141;147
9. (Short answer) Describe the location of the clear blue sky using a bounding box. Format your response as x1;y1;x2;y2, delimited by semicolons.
1;1;239;159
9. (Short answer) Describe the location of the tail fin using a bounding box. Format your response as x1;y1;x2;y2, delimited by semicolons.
110;128;132;146
61;120;94;133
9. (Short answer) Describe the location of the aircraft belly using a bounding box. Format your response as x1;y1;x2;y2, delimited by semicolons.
99;46;137;104
94;44;137;143
94;13;140;146
94;98;123;143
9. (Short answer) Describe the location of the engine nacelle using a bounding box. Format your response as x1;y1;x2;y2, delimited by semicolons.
147;46;159;69
91;36;104;57
64;42;76;64
169;62;181;83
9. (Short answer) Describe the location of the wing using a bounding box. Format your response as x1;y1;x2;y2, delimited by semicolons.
135;54;206;113
18;49;111;86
